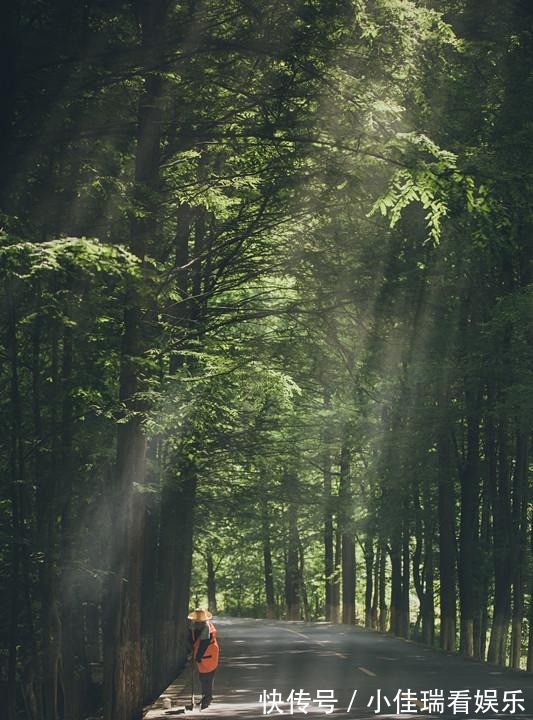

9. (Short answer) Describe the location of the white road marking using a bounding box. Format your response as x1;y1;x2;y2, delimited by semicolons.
284;628;348;659
358;666;377;677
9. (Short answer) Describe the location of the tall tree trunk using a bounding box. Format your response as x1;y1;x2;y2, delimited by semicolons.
332;528;341;623
510;432;528;668
437;393;456;651
422;471;435;646
37;327;61;720
371;544;379;629
379;537;388;633
527;516;533;671
389;529;402;635
104;2;168;717
413;497;424;638
475;477;491;660
298;539;310;622
284;472;301;620
414;471;435;646
29;288;45;720
60;323;89;720
323;425;336;622
206;552;218;614
339;439;355;624
321;387;337;622
140;438;161;703
487;404;513;665
5;279;23;720
422;555;435;645
458;386;481;657
147;199;197;699
400;516;410;638
152;459;196;701
364;540;374;628
261;498;277;619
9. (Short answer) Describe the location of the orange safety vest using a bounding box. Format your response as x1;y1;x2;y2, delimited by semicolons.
192;621;219;673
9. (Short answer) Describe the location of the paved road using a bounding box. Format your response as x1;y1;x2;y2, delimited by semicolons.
146;618;533;719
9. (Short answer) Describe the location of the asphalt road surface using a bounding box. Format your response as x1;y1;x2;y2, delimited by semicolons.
146;618;533;720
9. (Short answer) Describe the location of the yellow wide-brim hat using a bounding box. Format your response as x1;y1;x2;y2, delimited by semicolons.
187;607;212;622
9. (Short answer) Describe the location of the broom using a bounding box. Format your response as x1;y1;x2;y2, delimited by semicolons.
164;658;195;715
185;657;196;711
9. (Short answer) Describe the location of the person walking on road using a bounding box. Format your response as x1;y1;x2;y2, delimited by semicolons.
188;608;219;710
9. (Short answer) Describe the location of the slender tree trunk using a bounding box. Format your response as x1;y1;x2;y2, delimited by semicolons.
37;328;62;720
332;528;341;623
364;541;374;628
487;404;513;665
298;540;310;622
339;439;355;624
400;516;410;638
371;545;379;629
261;499;277;619
413;500;424;638
140;437;161;703
379;538;388;632
422;551;435;645
323;421;336;622
414;474;435;645
60;323;89;720
5;279;23;720
284;472;301;620
437;395;456;651
104;3;168;717
321;387;337;622
458;387;481;657
527;517;533;671
475;479;491;660
207;552;217;614
510;432;528;668
29;288;45;720
422;472;435;646
389;529;402;635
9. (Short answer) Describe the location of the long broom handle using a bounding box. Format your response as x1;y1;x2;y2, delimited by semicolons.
191;656;195;706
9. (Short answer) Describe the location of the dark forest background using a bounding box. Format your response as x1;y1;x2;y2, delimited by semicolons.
1;1;532;719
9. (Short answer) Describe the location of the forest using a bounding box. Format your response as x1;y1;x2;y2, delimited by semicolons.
1;1;532;719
